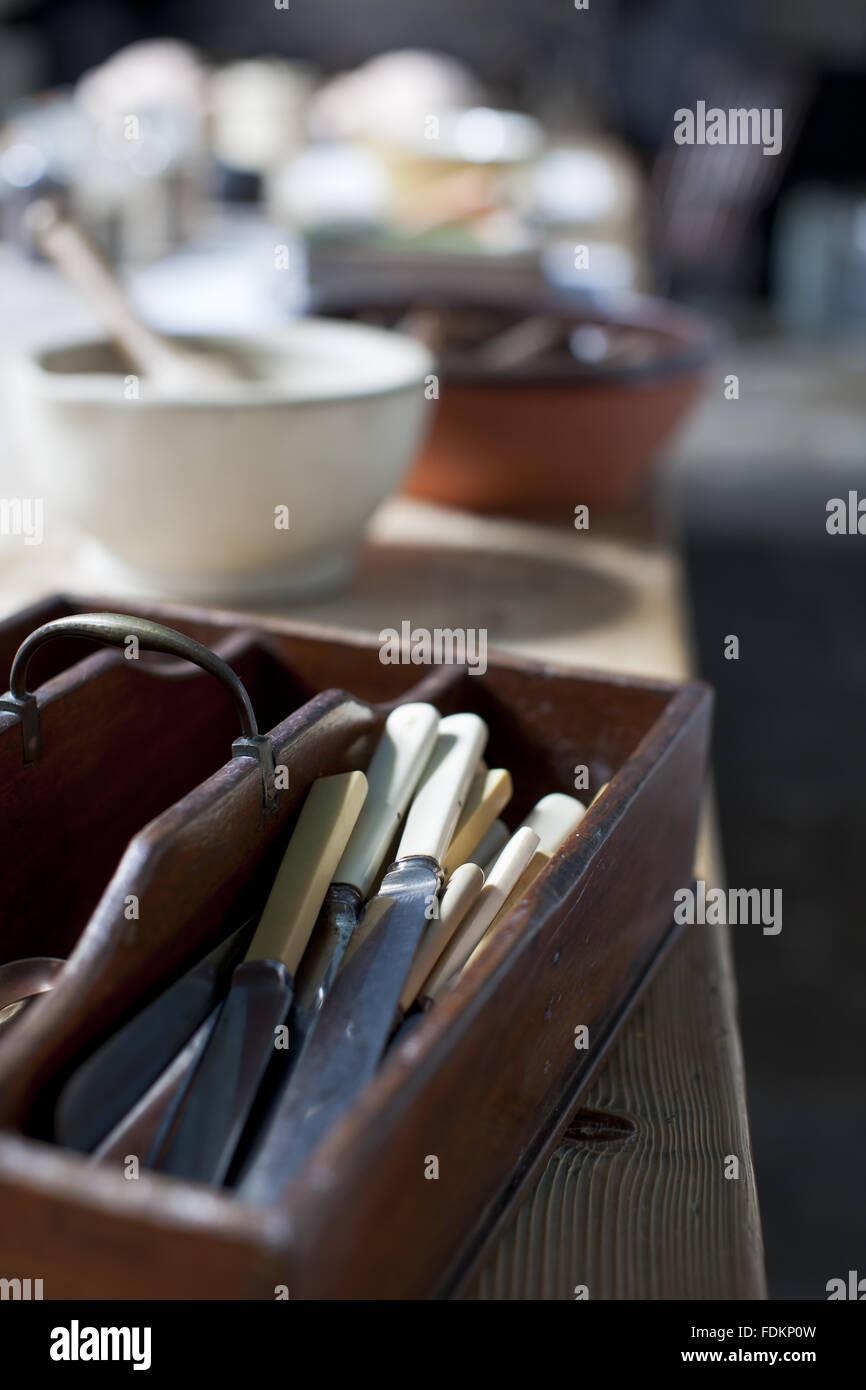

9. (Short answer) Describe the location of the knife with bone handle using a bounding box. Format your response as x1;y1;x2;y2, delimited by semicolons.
276;703;441;1069
485;792;587;929
417;825;540;1002
461;797;588;980
155;770;369;1185
392;793;587;1049
239;711;488;1202
340;758;507;973
398;860;484;1013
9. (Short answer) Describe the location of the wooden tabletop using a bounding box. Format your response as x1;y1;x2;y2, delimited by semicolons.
469;888;766;1299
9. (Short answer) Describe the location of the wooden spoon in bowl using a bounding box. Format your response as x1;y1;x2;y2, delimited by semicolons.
25;199;242;391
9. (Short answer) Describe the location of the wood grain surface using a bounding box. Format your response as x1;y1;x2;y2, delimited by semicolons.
467;917;766;1300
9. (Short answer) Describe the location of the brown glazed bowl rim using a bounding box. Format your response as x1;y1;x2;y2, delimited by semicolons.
308;279;718;388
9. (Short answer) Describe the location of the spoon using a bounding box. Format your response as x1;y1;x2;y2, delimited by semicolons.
25;199;242;392
0;957;66;1033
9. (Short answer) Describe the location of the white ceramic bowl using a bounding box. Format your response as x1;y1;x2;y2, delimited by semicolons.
3;319;433;599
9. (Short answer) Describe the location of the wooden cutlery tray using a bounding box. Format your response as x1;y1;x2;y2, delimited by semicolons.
0;593;712;1299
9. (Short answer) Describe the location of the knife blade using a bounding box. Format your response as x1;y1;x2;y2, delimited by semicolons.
398;860;484;1013
286;702;441;1066
54;917;256;1153
389;824;541;1054
238;710;488;1202
383;860;487;1054
155;770;368;1185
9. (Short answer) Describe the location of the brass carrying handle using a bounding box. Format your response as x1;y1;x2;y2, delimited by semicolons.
0;612;276;802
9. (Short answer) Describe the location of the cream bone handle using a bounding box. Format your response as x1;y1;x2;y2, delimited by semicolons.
331;704;441;897
441;767;513;878
395;712;489;865
519;792;587;854
340;713;489;973
398;862;485;1012
364;758;506;902
420;826;540;999
482;791;589;936
246;771;368;975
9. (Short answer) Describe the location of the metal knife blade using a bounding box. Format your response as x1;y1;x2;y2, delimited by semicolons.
272;702;442;1074
283;882;363;1070
54;918;256;1153
237;712;488;1201
157;959;294;1185
238;857;438;1203
152;771;369;1186
91;1008;221;1168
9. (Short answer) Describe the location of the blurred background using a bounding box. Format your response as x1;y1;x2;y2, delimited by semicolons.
1;0;864;1299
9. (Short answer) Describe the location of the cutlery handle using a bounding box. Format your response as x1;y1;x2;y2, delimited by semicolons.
490;847;553;938
395;713;488;865
247;772;368;973
399;862;484;1012
465;797;587;976
442;767;512;877
477;793;589;943
420;826;540;999
333;704;441;896
519;792;586;854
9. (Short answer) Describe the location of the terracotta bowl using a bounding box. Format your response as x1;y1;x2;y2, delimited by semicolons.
310;280;715;518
